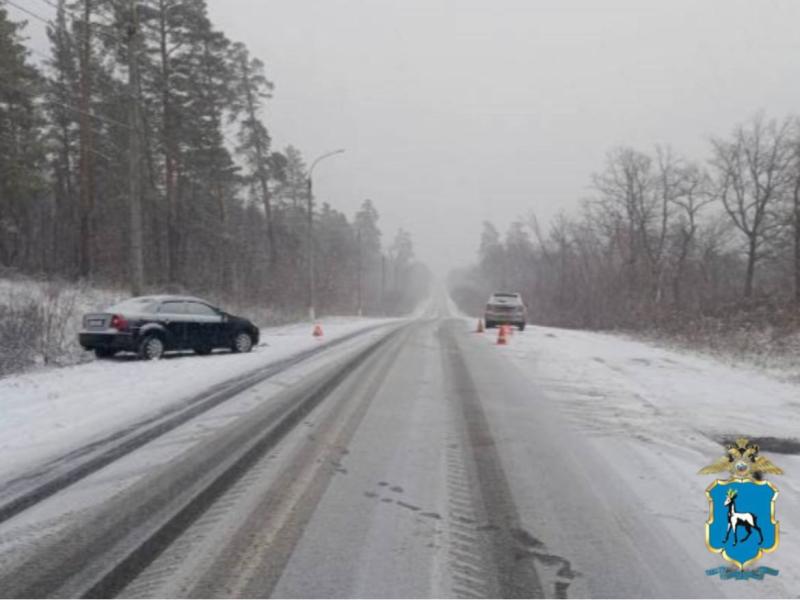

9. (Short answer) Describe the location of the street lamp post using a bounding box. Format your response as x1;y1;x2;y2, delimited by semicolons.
307;149;345;321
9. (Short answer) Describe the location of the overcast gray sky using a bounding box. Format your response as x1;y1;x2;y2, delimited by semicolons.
11;0;800;275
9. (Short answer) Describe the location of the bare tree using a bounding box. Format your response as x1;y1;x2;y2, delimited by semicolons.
454;115;800;337
710;114;795;298
593;147;665;303
790;120;800;303
662;155;713;307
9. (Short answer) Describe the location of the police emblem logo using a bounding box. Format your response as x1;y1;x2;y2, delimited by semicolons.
699;438;782;579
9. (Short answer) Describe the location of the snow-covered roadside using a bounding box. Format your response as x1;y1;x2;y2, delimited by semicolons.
0;276;307;377
499;325;800;445
469;321;800;595
0;317;398;484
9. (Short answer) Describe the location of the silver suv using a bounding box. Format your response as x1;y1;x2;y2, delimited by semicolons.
484;292;527;331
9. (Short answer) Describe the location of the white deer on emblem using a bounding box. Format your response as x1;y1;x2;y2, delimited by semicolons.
723;489;763;546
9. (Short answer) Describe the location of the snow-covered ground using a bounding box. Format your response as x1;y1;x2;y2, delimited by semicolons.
497;325;800;446
471;322;800;594
0;276;307;375
0;317;398;484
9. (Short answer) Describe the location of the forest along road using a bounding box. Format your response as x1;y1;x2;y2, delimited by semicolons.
0;314;793;598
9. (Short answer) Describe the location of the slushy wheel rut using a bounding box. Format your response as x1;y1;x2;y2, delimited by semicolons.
439;319;545;598
444;436;499;598
0;323;392;527
0;326;406;599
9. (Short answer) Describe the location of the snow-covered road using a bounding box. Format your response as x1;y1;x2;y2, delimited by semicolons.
0;307;797;598
0;317;398;483
468;321;800;597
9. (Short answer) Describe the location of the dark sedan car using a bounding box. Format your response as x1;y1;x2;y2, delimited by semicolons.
79;295;260;360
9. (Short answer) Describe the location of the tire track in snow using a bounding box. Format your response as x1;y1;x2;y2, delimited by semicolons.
0;322;394;525
439;319;549;598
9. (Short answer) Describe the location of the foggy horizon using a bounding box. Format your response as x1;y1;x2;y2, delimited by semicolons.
211;0;800;276
9;0;800;275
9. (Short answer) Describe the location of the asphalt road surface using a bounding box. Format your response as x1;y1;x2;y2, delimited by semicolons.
0;301;786;598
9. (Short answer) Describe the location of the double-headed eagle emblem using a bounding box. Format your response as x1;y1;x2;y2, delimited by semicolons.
700;437;783;576
698;437;783;480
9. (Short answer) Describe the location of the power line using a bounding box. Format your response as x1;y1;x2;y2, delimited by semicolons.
2;0;133;134
7;0;246;144
33;0;60;11
0;64;242;141
3;0;51;26
0;48;134;128
0;79;131;130
33;0;128;46
223;131;240;150
26;44;51;62
3;0;126;47
49;95;131;130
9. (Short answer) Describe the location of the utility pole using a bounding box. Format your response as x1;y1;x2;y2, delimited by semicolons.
356;225;363;317
306;176;315;320
380;253;386;315
306;149;345;321
127;0;145;295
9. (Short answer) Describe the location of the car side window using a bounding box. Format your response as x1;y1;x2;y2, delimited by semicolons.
186;302;218;316
159;301;186;314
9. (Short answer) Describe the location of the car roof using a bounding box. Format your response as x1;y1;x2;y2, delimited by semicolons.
129;295;213;304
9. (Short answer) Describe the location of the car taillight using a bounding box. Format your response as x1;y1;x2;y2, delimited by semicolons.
110;314;128;331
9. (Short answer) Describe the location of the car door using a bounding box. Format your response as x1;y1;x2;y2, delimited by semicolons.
157;300;189;349
185;301;224;349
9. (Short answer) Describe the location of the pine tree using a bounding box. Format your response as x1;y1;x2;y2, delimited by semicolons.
478;221;505;289
141;0;214;284
229;41;285;267
69;0;97;279
179;14;239;292
0;2;427;318
44;0;80;275
0;7;47;270
354;199;382;313
316;203;357;313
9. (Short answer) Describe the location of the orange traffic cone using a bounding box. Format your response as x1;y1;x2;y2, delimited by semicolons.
497;325;508;345
313;323;323;338
476;319;484;333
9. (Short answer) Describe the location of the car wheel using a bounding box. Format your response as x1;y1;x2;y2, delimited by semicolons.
194;346;212;356
94;348;117;359
485;320;494;329
232;331;254;353
138;335;165;360
518;322;526;331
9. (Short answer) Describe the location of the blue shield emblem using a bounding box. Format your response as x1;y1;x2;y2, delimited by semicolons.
706;478;779;569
